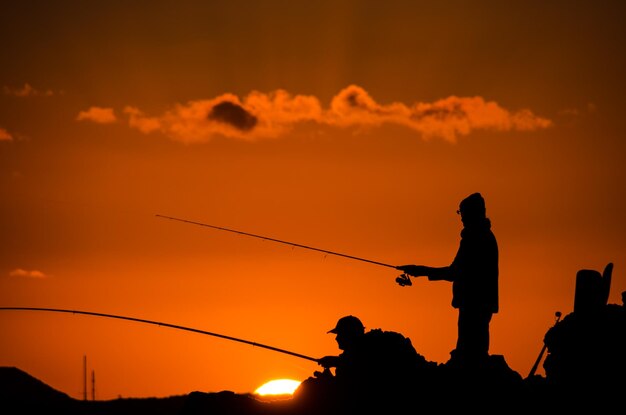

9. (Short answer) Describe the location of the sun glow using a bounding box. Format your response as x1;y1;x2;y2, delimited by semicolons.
254;379;301;397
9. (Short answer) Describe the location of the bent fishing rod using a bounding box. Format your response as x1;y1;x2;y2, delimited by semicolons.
156;214;413;286
0;307;317;363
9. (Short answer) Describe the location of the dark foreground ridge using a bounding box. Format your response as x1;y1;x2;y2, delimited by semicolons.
3;291;625;415
3;265;624;414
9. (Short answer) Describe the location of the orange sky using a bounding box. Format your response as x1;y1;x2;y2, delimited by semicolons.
1;0;625;400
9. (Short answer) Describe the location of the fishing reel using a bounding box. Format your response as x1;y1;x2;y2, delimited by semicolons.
395;273;412;287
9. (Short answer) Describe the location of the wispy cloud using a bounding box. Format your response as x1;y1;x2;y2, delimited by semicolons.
3;83;54;97
558;102;597;117
103;85;553;143
326;85;552;141
123;90;323;143
0;127;13;141
124;107;161;134
9;268;48;279
76;107;117;124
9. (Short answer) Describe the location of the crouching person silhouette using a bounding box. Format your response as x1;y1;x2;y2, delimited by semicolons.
294;315;434;413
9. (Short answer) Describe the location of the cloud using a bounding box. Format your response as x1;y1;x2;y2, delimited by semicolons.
121;85;551;143
124;107;161;133
0;127;13;141
124;91;323;143
76;107;117;124
327;85;553;141
3;83;54;97
9;268;47;279
208;101;258;131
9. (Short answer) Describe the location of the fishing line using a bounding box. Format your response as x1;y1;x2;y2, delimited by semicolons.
155;214;396;269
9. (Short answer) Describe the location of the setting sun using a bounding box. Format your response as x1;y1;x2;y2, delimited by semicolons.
254;379;301;397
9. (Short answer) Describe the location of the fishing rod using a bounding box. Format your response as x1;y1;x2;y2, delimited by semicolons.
156;214;398;270
156;214;413;286
0;307;318;363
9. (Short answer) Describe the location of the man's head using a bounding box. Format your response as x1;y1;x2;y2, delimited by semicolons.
458;192;486;222
328;315;365;335
328;315;365;350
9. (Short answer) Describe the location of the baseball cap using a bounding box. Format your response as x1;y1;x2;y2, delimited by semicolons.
327;315;365;335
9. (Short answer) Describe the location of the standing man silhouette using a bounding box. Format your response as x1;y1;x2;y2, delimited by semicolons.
397;192;499;369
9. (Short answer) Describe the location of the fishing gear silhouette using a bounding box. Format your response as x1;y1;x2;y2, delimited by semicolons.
156;214;413;287
528;310;562;378
0;307;318;362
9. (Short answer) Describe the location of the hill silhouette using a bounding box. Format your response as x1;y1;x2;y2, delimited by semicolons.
0;367;187;415
0;366;73;411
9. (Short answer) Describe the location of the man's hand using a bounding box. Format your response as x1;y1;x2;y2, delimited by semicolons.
395;265;428;277
317;355;339;369
313;367;333;379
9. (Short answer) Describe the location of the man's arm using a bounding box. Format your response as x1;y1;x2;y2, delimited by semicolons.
396;265;453;281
